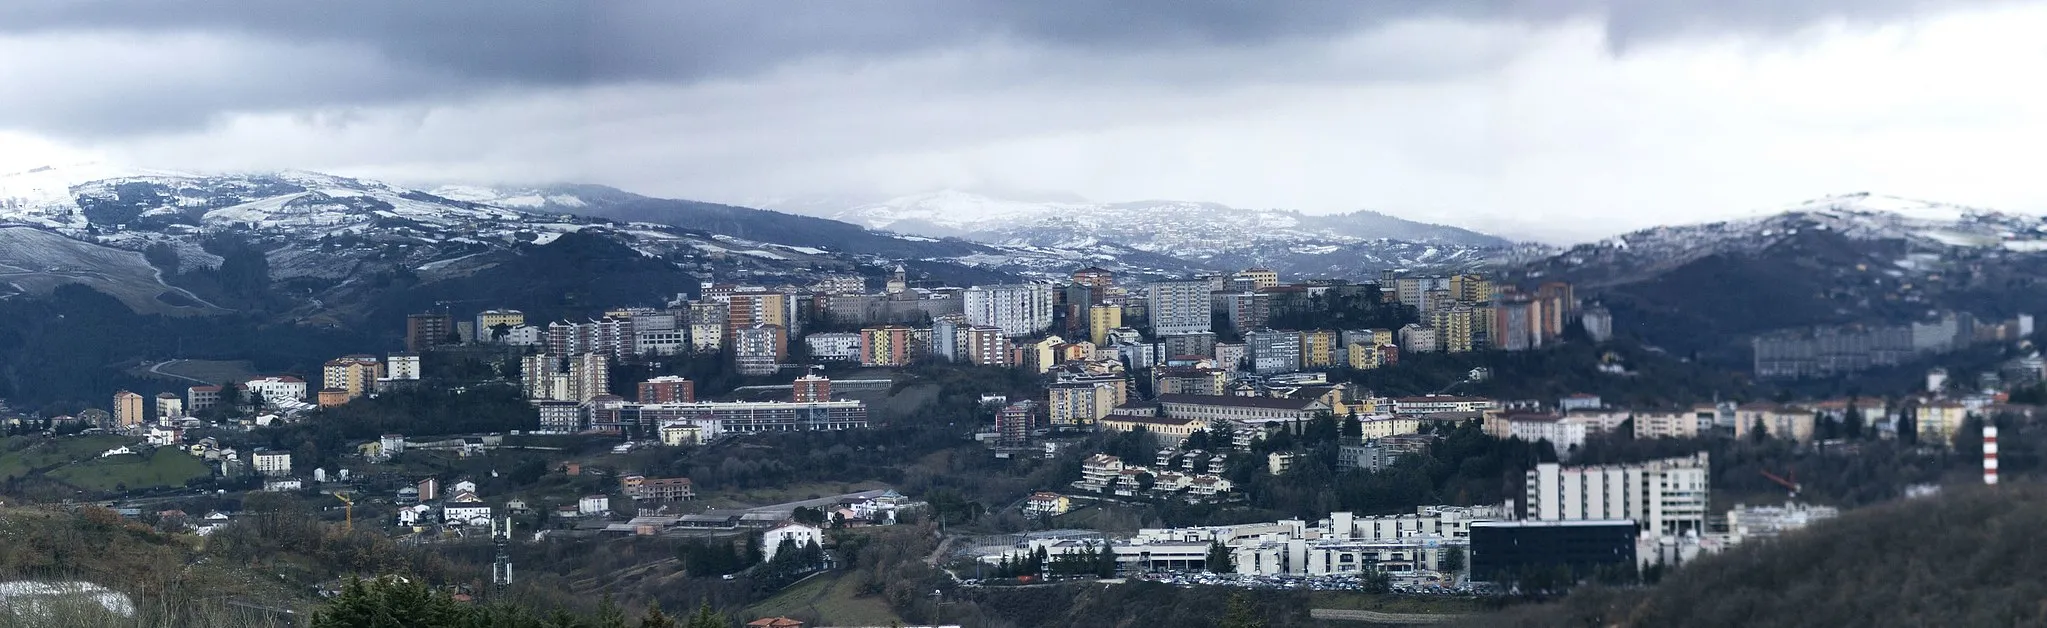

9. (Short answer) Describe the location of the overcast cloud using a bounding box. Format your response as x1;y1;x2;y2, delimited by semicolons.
0;0;2040;243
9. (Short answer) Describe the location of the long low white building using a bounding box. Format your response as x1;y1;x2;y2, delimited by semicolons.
982;505;1507;577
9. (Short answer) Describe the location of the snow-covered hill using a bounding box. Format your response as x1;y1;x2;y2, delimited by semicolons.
762;190;1522;277
1526;192;2047;288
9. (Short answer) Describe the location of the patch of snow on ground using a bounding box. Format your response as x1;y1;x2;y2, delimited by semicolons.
1922;230;1994;247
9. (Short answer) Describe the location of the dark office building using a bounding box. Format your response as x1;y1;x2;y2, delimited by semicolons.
1470;520;1637;582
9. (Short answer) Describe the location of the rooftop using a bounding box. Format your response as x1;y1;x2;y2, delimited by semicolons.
1155;393;1324;411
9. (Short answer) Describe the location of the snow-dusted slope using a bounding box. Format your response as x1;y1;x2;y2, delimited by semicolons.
1526;192;2047;287
767;190;1520;277
0;163;193;229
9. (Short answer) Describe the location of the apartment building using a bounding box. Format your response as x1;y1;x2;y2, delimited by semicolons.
251;449;293;477
858;325;915;367
797;331;855;361
1147;280;1214;336
186;385;222;413
1226;292;1272;332
1346;342;1399;370
112;391;146;427
792;373;832;403
1153;366;1228;396
996;400;1038;446
1430;306;1477;353
323;355;383;400
1398;324;1438;354
726;292;789;334
154;393;183;420
1299;330;1340;369
405;312;453;353
961;325;1014;367
1726;403;1818;443
1047;378;1126;426
637;376;696;404
1525;453;1710;537
1245;329;1303;374
1089;304;1123;346
963;283;1055;337
623;476;696;502
732;323;788;376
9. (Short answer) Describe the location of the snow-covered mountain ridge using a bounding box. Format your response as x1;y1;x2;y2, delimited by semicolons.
1528;192;2047;288
761;190;1522;277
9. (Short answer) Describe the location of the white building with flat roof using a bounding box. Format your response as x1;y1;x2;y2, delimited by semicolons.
1525;453;1710;537
1147;280;1214;336
963;283;1055;338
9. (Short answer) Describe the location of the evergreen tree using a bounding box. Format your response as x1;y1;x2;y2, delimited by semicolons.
1096;541;1118;578
1844;405;1866;440
1751;418;1770;444
1206;540;1235;573
1217;592;1264;628
684;601;728;628
595;594;629;628
1441;546;1466;574
311;576;468;628
639;601;677;628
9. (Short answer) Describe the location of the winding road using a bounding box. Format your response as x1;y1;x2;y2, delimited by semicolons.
146;360;212;384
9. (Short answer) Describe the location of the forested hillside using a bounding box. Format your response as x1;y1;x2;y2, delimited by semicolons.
1469;483;2047;627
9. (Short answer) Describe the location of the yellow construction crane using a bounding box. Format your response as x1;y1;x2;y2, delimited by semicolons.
335;493;355;532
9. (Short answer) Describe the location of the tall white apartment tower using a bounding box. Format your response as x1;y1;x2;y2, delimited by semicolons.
1147;280;1213;336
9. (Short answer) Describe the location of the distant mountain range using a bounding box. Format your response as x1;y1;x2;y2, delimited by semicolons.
11;162;2047;374
1517;192;2047;362
756;190;1531;277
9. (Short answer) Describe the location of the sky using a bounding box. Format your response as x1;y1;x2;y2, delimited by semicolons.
3;1;2046;244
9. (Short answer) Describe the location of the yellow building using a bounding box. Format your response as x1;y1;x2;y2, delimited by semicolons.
475;309;526;336
1450;274;1494;304
726;292;788;331
1300;330;1340;369
1430;307;1476;353
1097;414;1208;445
1236;268;1280;290
1048;380;1126;426
661;423;704;446
1914;402;1970;447
322;355;384;400
1348;342;1397;369
1358;416;1422;439
1733;404;1818;443
112;390;145;427
1023;336;1065;373
1088;304;1122;346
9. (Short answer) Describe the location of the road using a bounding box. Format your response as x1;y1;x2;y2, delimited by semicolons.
1309;609;1466;625
147;360;212;384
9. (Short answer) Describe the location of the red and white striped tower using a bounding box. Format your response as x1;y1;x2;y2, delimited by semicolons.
1984;425;2000;486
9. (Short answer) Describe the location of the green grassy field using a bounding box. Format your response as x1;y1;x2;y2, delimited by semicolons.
46;447;212;493
0;435;136;481
744;572;901;626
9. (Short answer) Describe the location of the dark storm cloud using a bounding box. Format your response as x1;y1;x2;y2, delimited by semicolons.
1;1;2009;81
0;0;2008;136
